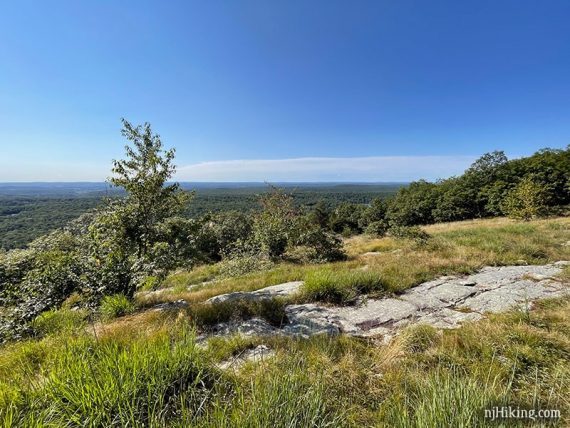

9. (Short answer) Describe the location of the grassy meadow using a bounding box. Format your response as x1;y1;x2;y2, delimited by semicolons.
1;216;570;426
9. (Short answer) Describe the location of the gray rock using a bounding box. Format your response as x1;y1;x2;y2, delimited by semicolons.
217;345;275;370
210;317;281;337
197;262;569;341
335;298;418;335
151;299;189;312
415;308;483;328
461;279;567;314
207;281;303;304
284;304;342;337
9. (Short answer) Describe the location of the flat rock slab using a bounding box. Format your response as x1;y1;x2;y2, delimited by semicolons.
206;281;303;304
306;263;568;337
201;262;569;341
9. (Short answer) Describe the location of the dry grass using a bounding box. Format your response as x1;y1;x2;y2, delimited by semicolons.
138;216;570;308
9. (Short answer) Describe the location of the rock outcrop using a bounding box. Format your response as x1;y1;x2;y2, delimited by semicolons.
203;262;569;341
206;281;303;304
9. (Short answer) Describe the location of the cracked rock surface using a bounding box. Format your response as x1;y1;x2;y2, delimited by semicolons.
202;262;569;340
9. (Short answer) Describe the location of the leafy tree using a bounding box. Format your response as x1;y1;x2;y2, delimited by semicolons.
480;180;511;216
386;180;438;226
253;186;298;258
432;177;478;222
329;202;366;235
359;197;388;229
466;150;508;179
307;199;332;229
110;119;191;259
291;215;346;262
501;176;548;220
196;211;253;261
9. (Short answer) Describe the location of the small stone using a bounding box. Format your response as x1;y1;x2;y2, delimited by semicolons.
151;299;189;312
217;345;275;370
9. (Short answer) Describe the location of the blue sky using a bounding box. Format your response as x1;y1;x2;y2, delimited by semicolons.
1;1;569;182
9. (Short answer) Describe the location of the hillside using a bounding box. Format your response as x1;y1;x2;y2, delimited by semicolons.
1;216;569;426
1;126;569;426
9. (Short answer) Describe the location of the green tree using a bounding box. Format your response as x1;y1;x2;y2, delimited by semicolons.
329;202;365;235
359;197;388;229
501;176;548;220
386;180;438;226
253;186;298;258
110;119;191;259
308;199;331;229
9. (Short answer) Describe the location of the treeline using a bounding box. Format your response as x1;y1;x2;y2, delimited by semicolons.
387;148;569;225
315;148;569;236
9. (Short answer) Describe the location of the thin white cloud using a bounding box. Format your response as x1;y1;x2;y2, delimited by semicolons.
0;156;478;182
176;156;478;182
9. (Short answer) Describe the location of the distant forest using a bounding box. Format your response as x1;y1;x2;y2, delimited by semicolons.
0;183;403;250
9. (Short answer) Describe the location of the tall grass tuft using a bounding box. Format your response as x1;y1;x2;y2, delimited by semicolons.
100;293;136;320
1;329;221;427
193;358;346;428
31;307;88;337
302;269;385;303
380;368;513;428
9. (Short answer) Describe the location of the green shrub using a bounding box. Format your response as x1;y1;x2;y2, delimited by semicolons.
219;241;274;277
303;269;384;304
252;187;298;258
364;220;389;237
99;294;136;320
292;227;346;263
329;202;366;235
389;225;431;245
31;308;88;337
